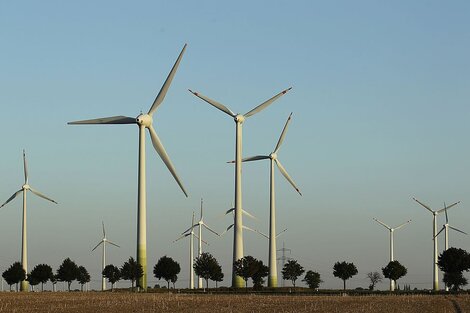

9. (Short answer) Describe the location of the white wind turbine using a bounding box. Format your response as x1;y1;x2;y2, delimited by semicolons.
434;204;467;291
92;222;120;291
189;87;291;287
180;199;219;288
69;44;188;290
413;197;460;291
238;113;301;287
373;218;411;291
0;150;57;292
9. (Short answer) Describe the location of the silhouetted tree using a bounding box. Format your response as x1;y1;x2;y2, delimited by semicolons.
211;264;224;288
303;270;322;289
252;260;269;290
2;262;26;291
282;260;305;288
194;252;220;289
333;261;358;290
77;266;90;291
382;260;407;289
121;257;143;291
103;264;121;291
29;264;54;291
438;247;470;291
153;256;181;289
233;256;258;289
50;274;59;292
57;258;79;291
366;271;383;290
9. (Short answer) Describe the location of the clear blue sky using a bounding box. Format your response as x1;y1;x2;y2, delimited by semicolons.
1;0;469;290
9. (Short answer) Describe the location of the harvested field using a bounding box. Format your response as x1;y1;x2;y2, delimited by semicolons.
0;292;469;313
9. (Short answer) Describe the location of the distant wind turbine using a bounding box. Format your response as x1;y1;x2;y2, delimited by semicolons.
92;222;120;291
69;44;188;290
237;113;301;287
373;218;411;291
413;197;460;291
0;150;57;292
189;87;291;287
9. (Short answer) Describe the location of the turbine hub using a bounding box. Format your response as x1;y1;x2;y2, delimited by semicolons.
234;114;245;123
22;184;30;190
136;114;153;127
270;153;277;160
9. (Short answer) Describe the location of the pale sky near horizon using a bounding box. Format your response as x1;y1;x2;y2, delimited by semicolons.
1;1;470;290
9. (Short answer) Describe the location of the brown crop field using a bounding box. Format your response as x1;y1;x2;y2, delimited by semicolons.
0;292;469;313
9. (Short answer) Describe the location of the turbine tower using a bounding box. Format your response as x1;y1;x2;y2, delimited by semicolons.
69;44;188;290
189;87;291;287
0;150;58;292
413;197;460;291
373;218;411;291
92;222;120;291
237;113;301;287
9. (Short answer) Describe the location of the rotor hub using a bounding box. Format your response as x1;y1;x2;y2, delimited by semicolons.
22;184;30;190
136;114;153;127
270;153;277;160
234;114;245;123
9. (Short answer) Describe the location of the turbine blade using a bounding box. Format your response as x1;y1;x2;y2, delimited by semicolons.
412;197;434;213
276;228;288;238
107;240;120;248
23;150;28;184
244;87;292;118
275;159;302;195
445;204;448;224
227;155;270;163
191;211;195;231
250;227;269;239
221;224;234;236
181;224;199;235
0;190;23;208
102;221;106;238
394;220;411;230
200;198;203;220
202;223;220;236
193;234;208;245
148;44;187;115
434;226;445;239
68;116;136;125
148;125;188;197
29;188;58;204
173;233;190;243
274;113;293;153
242;209;256;220
188;90;236;117
225;208;235;215
373;218;391;230
449;225;468;235
92;240;103;252
437;201;460;214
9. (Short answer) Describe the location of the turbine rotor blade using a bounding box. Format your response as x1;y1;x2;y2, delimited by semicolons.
445;204;448;224
276;228;288;238
225;208;234;215
148;125;188;197
202;223;220;236
242;209;257;220
275;159;302;195
148;44;187;115
251;228;269;239
373;218;391;230
68;116;136;125
173;233;190;243
0;190;23;208
449;225;468;235
434;226;445;239
228;155;270;163
244;87;292;118
181;224;199;235
23;150;28;184
102;221;106;238
188;90;236;117
274;113;293;153
413;197;434;213
107;240;120;248
92;240;103;252
29;188;58;204
193;234;208;245
394;220;411;230
437;201;460;214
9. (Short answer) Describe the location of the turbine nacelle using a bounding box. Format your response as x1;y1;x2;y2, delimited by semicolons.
136;114;153;127
269;152;278;160
22;184;30;190
234;114;245;124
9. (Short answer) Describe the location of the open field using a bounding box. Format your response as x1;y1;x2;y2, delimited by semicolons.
0;292;469;313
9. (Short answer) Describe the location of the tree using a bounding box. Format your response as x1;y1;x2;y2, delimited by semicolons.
50;274;59;292
382;260;407;289
77;266;90;291
29;264;54;291
121;257;143;291
56;258;79;291
194;252;221;289
333;261;358;290
233;256;258;289
27;273;40;291
282;260;305;288
438;247;470;291
153;256;181;289
211;264;224;288
303;270;322;289
366;271;383;290
251;260;269;290
2;262;26;291
103;265;121;291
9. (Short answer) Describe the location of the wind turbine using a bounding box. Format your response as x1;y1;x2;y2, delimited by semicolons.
236;113;301;287
434;204;467;291
373;218;411;291
69;44;188;290
413;197;460;291
92;222;120;291
189;87;291;287
0;150;57;292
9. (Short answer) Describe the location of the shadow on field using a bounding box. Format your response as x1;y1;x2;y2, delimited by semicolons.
449;297;463;313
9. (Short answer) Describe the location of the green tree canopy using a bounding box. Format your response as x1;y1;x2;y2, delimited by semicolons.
121;257;143;291
282;260;305;288
2;262;26;291
303;270;322;289
211;264;224;288
233;256;259;288
333;261;358;290
382;260;407;288
438;247;470;291
194;252;221;289
77;266;90;291
103;264;121;290
29;264;54;292
153;256;181;289
57;258;79;291
251;260;269;290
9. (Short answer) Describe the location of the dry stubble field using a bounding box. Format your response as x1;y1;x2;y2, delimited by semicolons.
0;292;469;313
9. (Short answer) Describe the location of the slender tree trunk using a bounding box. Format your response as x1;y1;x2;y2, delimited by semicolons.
41;282;44;292
167;281;170;289
206;279;209;290
343;279;346;291
68;281;72;292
